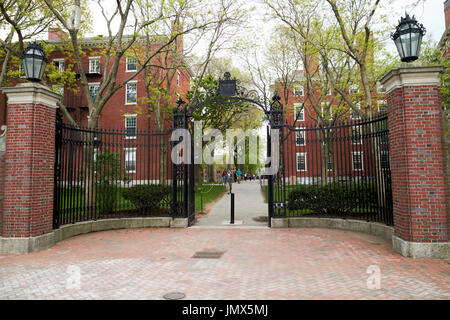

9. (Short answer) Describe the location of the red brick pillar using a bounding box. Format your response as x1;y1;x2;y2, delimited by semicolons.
380;65;449;259
0;83;60;253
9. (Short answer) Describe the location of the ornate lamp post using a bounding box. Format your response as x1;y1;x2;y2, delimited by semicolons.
391;13;426;63
20;42;48;82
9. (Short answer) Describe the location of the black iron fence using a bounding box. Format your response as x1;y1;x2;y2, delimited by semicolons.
272;114;393;225
53;118;176;228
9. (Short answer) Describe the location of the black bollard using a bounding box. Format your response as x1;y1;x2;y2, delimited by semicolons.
230;193;235;224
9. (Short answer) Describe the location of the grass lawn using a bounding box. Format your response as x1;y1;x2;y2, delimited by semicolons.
57;183;226;217
195;184;226;212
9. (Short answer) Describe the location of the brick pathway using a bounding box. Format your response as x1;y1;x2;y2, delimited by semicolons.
0;228;449;299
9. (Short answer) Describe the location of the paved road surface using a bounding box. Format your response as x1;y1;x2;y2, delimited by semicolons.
195;181;268;227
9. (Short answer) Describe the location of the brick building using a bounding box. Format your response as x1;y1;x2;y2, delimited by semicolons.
438;0;450;57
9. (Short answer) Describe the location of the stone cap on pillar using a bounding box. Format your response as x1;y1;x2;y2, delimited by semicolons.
379;65;445;94
1;82;61;109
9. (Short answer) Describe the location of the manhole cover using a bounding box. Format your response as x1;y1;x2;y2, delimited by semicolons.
192;251;224;259
163;292;185;300
253;216;268;222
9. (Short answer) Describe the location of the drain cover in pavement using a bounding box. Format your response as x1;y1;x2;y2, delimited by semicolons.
163;292;185;300
192;251;224;259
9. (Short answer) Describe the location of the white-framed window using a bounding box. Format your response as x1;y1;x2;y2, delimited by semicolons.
295;128;306;146
377;82;386;93
126;81;137;104
351;125;363;145
53;59;64;72
351;102;361;120
296;152;307;172
124;148;137;173
126;56;137;72
294;85;304;97
381;151;390;169
294;103;304;121
125;115;137;139
352;151;364;171
327;87;332;95
89;56;100;73
88;83;100;102
177;71;181;87
350;84;359;95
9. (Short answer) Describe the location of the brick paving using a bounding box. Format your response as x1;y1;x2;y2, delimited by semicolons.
0;227;449;300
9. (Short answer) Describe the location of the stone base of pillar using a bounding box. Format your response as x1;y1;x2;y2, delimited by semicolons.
392;235;450;259
0;232;55;254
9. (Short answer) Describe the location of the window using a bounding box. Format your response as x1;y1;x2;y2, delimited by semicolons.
381;151;390;169
177;71;180;87
89;83;100;102
294;103;304;121
351;125;363;145
295;128;306;146
296;152;307;171
89;57;100;73
377;82;386;93
125;115;137;138
351;102;361;120
294;85;304;97
53;59;64;72
327;154;333;171
352;152;363;171
124;148;136;173
126;56;137;72
126;81;137;104
350;84;359;95
327;87;332;95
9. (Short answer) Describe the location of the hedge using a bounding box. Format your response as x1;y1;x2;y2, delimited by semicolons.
122;184;171;209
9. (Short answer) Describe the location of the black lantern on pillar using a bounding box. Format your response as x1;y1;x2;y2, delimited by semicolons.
20;42;48;82
391;13;426;63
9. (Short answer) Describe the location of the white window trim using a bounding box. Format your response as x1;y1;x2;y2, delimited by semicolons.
296;152;307;172
126;56;137;72
89;56;101;73
125;81;138;105
350;84;359;95
351;125;363;145
88;82;100;101
295;127;306;146
352;151;364;171
53;59;64;72
125;114;137;139
124;147;137;173
351;102;361;120
177;70;181;87
294;103;304;122
294;85;304;97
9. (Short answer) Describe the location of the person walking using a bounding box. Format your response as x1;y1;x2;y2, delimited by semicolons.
236;168;242;184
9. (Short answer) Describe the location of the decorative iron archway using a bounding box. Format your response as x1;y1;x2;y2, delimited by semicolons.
171;72;285;226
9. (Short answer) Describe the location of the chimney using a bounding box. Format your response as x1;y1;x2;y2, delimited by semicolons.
172;21;183;55
48;28;67;41
445;0;450;28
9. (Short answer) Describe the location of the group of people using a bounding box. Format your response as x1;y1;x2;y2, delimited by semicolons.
221;169;258;194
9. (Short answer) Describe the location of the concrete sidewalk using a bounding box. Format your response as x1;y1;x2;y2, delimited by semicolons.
195;181;268;227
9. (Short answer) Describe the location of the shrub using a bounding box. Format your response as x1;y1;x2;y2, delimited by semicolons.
287;182;380;214
122;185;171;209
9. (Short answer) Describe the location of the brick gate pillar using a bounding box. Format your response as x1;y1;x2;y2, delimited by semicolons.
380;65;449;259
0;83;60;254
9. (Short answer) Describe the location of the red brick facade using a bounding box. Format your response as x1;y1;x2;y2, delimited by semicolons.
384;75;448;243
1;85;59;238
